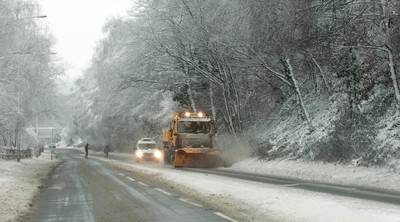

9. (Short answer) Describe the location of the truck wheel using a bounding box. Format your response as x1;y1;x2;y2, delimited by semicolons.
163;149;170;164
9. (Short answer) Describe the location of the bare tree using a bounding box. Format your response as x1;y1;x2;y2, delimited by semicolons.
0;0;59;148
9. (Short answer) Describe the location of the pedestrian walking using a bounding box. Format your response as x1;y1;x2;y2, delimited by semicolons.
84;143;89;158
104;144;110;158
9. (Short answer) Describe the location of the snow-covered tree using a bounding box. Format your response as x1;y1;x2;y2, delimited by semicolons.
0;0;60;149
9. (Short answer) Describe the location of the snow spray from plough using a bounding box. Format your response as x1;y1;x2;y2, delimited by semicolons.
162;111;224;168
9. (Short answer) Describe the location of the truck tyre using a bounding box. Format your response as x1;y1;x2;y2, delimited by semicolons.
163;148;171;164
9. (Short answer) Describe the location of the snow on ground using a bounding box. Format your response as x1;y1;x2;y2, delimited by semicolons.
1;148;400;222
94;152;400;222
0;151;61;222
230;158;400;193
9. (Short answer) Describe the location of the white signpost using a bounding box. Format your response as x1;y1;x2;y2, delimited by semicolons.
34;127;55;141
26;127;56;159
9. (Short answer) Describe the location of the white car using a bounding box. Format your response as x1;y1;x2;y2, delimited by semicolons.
134;138;162;163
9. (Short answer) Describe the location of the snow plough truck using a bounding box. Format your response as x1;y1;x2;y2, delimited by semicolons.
162;111;222;168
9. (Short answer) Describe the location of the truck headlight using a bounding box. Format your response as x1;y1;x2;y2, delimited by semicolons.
154;150;162;159
136;150;143;158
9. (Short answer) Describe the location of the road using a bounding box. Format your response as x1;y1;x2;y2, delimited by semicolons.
182;168;400;205
26;149;234;222
24;148;400;221
106;150;400;206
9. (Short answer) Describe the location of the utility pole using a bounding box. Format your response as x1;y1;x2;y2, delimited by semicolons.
15;14;47;162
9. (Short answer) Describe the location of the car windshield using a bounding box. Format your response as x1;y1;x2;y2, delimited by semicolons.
137;143;156;149
178;121;210;134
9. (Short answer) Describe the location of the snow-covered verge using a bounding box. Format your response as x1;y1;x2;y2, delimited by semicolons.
93;152;400;222
0;151;62;222
230;158;400;193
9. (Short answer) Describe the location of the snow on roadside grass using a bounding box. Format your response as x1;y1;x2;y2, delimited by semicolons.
0;151;61;222
95;154;400;222
230;158;400;192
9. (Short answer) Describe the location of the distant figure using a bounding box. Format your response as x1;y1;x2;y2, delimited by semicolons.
84;143;89;158
104;144;110;158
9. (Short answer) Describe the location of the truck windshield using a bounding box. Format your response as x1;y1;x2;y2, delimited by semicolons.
178;121;210;134
137;143;156;149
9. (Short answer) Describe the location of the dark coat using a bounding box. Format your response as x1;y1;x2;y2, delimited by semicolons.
84;143;89;152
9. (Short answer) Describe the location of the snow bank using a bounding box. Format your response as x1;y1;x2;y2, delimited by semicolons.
0;152;61;221
230;158;400;192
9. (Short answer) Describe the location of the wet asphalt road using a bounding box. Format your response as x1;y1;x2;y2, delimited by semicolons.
105;152;400;205
26;148;233;222
182;168;400;205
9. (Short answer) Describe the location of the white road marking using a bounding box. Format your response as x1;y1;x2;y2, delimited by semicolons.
48;184;64;190
155;188;172;196
118;172;125;176
179;198;203;207
138;182;149;187
126;177;136;182
214;212;237;222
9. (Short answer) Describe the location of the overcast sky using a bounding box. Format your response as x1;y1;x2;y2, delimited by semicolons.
39;0;132;84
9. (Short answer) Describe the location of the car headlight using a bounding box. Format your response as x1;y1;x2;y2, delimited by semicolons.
136;150;143;158
154;150;162;159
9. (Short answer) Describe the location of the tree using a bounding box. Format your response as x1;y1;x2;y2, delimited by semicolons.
0;0;59;149
242;0;317;130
